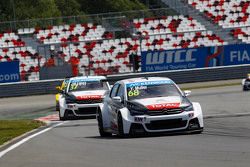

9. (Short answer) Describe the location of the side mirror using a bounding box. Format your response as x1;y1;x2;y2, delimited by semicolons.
56;86;61;91
183;90;191;97
112;96;122;103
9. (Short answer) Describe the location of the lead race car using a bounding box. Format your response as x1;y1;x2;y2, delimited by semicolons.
58;76;110;120
97;77;204;137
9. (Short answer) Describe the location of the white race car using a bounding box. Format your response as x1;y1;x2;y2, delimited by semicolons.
97;77;204;137
59;76;110;120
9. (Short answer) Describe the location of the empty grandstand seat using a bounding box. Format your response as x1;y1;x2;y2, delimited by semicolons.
33;23;112;44
0;46;40;81
0;32;25;48
57;31;226;75
188;0;250;28
133;15;206;35
231;27;250;43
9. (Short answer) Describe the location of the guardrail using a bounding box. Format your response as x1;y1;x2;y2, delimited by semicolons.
0;64;249;98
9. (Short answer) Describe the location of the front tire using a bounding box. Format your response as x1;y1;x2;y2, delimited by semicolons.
117;112;125;137
97;111;112;137
243;86;249;91
59;109;67;121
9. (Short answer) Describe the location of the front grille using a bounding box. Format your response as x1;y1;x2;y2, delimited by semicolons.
145;119;187;130
75;107;98;115
76;99;102;104
146;108;183;116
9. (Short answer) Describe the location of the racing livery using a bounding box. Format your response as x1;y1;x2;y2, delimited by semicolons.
242;74;250;91
59;76;110;120
97;77;203;137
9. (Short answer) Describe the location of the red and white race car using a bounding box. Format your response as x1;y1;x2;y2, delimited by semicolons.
58;76;110;120
97;77;204;137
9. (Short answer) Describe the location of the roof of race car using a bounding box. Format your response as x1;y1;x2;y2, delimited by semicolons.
120;77;173;85
69;76;106;82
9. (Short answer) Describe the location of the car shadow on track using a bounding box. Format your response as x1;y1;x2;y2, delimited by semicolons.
85;131;202;140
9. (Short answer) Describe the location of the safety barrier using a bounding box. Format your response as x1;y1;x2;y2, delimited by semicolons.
0;64;249;98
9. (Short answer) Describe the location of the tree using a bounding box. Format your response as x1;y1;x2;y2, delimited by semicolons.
0;1;14;22
77;0;147;14
13;0;61;20
55;0;83;16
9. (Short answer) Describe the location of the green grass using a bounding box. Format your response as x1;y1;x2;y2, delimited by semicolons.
0;120;45;145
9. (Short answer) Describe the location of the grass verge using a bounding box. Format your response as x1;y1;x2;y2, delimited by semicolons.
0;120;45;145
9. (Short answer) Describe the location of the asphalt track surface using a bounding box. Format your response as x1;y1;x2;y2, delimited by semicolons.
0;85;250;167
0;95;55;120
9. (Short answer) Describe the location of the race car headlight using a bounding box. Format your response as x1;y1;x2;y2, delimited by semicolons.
181;104;194;112
127;101;147;116
65;94;76;104
180;97;193;112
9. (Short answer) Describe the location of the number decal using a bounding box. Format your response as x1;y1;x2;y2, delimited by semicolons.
134;89;139;96
128;89;140;97
70;83;78;90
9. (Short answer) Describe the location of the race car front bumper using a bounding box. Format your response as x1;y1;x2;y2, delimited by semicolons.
66;103;101;117
243;83;250;90
121;110;203;134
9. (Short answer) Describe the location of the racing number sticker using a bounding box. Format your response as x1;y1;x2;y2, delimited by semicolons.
70;83;78;90
128;89;140;97
70;81;87;91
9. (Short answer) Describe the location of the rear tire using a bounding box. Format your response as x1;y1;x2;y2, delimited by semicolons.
117;112;125;137
97;111;112;137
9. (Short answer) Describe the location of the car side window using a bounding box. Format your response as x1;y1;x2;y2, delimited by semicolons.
110;84;119;98
62;79;69;91
116;84;124;101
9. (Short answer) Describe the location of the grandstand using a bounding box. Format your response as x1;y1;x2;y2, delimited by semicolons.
1;1;250;82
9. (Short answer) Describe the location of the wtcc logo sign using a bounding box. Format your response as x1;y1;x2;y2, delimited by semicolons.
145;49;197;65
141;48;205;72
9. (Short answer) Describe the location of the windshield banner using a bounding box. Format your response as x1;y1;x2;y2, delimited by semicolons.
0;61;20;83
126;80;173;88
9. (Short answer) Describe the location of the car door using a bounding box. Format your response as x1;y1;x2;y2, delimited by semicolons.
110;84;124;127
107;84;120;126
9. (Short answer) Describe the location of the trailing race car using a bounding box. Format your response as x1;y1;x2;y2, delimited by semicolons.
242;74;250;91
58;76;110;120
97;77;204;137
56;78;70;111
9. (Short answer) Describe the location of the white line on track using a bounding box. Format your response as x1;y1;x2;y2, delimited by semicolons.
0;121;67;159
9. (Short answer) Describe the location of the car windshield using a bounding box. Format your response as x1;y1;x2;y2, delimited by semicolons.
61;79;69;90
68;79;108;92
126;81;181;100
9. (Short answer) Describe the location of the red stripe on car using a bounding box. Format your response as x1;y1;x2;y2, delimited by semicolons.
146;103;180;110
76;95;102;100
